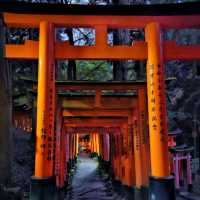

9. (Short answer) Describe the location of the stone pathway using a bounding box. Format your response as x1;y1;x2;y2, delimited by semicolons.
65;156;130;200
64;155;188;200
179;191;200;200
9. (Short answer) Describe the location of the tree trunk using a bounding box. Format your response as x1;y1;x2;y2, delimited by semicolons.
0;15;12;186
135;60;146;80
112;0;146;81
113;29;130;81
112;0;130;81
65;28;76;80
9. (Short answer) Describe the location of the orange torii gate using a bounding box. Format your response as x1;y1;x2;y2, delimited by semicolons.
2;1;200;200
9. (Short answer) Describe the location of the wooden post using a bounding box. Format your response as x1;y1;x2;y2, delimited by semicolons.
103;133;110;173
123;124;132;187
73;134;76;159
103;133;110;161
118;134;123;182
55;105;62;188
145;22;175;200
138;88;150;187
95;89;101;108
94;133;97;153
112;134;116;179
73;134;75;160
60;128;65;188
90;134;93;152
76;134;79;156
128;119;136;188
30;21;56;200
133;109;143;189
65;134;70;174
113;134;119;180
96;133;100;156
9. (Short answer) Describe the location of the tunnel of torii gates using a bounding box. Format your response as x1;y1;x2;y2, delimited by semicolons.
1;1;200;200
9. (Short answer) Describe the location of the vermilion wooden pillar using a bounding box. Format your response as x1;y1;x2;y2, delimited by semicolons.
132;89;150;199
55;105;63;188
30;21;56;200
103;133;110;162
138;88;150;198
65;134;69;181
90;134;93;152
60;128;65;188
118;134;123;182
70;134;72;159
92;133;96;153
133;110;143;189
99;134;103;158
73;134;76;160
114;134;119;180
70;134;76;167
111;134;115;178
73;134;76;158
104;133;111;173
76;134;79;156
121;124;130;186
110;134;114;177
71;134;74;160
145;22;175;200
124;124;133;187
69;134;73;168
96;133;100;155
113;134;118;180
128;119;136;187
102;134;104;158
120;134;124;183
102;134;105;159
63;134;67;183
94;133;98;154
92;133;95;153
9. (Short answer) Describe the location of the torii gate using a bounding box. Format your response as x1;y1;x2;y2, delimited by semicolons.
2;1;200;200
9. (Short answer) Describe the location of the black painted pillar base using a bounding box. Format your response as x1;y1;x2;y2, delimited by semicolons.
68;158;73;170
188;184;193;192
55;187;66;200
30;176;56;200
67;161;70;173
74;156;77;164
100;160;110;173
123;185;134;200
134;187;148;200
106;161;111;173
98;156;103;162
149;176;175;200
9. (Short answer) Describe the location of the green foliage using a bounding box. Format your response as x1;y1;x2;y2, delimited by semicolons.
11;61;36;110
90;152;98;158
76;60;113;81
